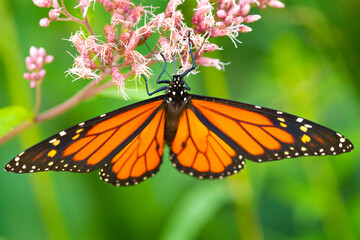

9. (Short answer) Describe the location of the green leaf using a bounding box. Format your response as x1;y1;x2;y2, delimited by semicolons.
0;105;31;138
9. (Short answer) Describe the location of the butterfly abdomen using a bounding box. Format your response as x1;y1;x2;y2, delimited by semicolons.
164;75;190;145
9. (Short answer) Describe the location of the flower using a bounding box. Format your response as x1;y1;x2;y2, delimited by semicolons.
111;67;129;99
39;18;50;27
32;0;52;8
30;0;284;95
24;46;53;88
197;57;228;71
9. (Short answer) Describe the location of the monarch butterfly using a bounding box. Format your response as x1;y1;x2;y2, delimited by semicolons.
5;34;354;187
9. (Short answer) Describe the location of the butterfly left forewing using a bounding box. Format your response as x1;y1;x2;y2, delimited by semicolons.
5;97;165;183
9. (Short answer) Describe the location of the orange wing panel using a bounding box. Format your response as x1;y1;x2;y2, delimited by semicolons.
100;109;165;186
87;101;161;135
171;109;245;179
193;100;273;125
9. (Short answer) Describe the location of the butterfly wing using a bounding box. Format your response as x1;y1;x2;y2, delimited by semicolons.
5;97;166;186
170;108;245;179
190;95;353;161
99;107;165;186
170;95;353;179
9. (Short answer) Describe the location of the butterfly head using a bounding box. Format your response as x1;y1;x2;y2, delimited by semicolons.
165;75;189;104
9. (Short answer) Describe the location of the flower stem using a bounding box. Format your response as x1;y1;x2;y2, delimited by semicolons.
60;0;95;36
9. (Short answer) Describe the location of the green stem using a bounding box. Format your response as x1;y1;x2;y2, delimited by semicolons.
34;81;41;116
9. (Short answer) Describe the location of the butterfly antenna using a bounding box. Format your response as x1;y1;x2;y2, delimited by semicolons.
193;32;209;61
173;56;177;75
140;36;172;79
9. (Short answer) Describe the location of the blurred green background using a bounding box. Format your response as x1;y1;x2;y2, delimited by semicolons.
0;0;359;239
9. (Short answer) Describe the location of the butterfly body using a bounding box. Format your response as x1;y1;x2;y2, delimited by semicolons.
164;75;190;145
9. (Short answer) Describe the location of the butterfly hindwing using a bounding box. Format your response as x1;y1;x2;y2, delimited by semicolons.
99;108;165;186
170;108;246;179
190;95;353;162
5;97;165;185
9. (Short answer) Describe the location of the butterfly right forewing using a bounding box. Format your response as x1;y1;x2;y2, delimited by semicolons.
189;95;353;162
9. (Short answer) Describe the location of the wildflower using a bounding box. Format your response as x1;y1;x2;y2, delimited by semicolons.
32;0;52;8
239;3;251;16
166;0;184;17
49;8;60;21
131;63;152;80
197;57;228;71
127;33;141;51
158;37;179;61
83;36;102;55
118;30;133;51
66;56;99;81
218;0;232;10
24;46;53;88
112;0;133;15
238;25;252;33
104;25;117;45
204;43;221;53
75;0;96;17
94;43;114;65
39;18;50;27
30;0;285;95
69;31;86;54
111;67;129;99
192;0;215;33
111;13;125;26
138;25;153;42
269;0;285;8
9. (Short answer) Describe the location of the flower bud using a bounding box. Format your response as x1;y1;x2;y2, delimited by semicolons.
23;72;31;80
32;0;52;8
239;4;250;16
216;10;227;19
268;0;285;8
238;25;252;33
49;8;60;21
39;18;50;27
45;55;54;64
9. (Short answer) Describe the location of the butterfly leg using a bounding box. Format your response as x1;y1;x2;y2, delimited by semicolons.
143;53;171;96
156;53;171;84
142;74;168;96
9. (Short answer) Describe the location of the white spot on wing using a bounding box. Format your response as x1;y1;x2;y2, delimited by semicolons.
296;118;304;122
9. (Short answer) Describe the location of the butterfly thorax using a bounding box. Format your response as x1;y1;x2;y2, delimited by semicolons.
164;75;190;145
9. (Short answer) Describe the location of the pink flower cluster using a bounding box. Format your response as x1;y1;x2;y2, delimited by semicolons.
30;0;284;97
24;46;54;88
193;0;284;45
